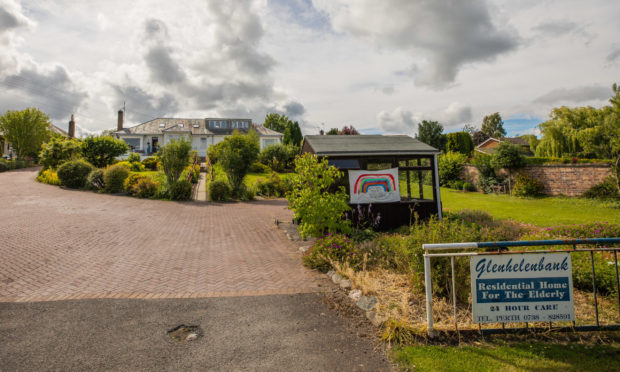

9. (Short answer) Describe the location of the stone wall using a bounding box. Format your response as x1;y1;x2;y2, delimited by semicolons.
462;164;613;196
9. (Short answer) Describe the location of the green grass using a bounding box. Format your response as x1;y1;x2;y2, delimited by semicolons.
440;188;620;226
392;342;620;372
244;171;293;187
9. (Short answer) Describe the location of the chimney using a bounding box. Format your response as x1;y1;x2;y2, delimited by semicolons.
68;114;75;138
319;129;324;135
117;110;124;131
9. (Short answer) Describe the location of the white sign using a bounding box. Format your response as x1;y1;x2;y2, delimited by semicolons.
470;253;575;324
348;168;400;204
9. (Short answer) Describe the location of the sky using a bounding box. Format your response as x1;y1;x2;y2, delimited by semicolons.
0;0;619;138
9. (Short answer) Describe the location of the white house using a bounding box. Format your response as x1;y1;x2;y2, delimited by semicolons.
112;111;283;158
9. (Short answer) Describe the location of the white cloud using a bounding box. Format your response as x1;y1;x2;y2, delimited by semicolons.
313;0;519;88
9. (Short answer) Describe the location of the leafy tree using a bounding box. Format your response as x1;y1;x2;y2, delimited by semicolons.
82;136;129;168
472;130;489;146
438;151;468;186
339;125;359;135
263;113;289;133
158;138;192;185
0;108;52;159
415;120;445;150
264;113;303;145
286;153;351;238
283;121;303;145
218;130;260;196
258;143;298;172
491;142;525;194
39;137;84;169
462;124;476;135
481;112;506;138
445;132;474;155
325;125;360;135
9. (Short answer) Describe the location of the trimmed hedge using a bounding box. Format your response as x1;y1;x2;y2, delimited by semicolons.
103;164;130;193
57;160;94;188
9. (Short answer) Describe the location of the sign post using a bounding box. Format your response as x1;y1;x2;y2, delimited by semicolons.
470;253;575;324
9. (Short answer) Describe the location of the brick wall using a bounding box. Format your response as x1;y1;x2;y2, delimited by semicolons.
462;164;613;196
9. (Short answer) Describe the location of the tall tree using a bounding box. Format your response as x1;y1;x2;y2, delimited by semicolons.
415;120;445;150
445;132;474;155
481;113;506;138
263;113;289;133
326;128;339;135
0;108;51;159
472;130;490;146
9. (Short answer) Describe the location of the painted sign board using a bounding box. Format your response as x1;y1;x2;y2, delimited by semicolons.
470;253;575;324
349;168;400;204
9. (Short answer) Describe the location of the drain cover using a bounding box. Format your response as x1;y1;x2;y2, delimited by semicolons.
167;325;202;344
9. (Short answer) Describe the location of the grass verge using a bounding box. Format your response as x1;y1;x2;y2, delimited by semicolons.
440;188;620;226
391;341;620;372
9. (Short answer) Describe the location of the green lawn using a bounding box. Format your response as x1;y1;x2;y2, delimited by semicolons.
391;342;620;372
440;188;620;226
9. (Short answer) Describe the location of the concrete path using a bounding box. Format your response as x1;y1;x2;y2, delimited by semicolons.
0;168;391;370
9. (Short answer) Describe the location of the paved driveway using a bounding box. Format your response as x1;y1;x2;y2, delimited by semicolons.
0;168;321;301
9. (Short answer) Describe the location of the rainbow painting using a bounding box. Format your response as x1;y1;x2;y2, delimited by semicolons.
348;168;400;203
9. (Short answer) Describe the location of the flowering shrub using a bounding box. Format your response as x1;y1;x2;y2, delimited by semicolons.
302;234;359;272
527;222;620;296
36;169;61;185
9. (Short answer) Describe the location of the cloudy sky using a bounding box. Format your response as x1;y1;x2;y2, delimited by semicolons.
1;0;619;137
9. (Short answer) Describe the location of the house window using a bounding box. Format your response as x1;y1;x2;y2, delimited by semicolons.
200;138;207;148
123;138;140;150
262;138;279;147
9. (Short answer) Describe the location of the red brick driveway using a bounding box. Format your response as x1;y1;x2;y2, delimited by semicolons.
0;169;320;302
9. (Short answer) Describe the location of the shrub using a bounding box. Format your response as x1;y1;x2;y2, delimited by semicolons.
218;130;260;196
57;159;94;189
582;177;620;199
302;234;359;272
36;169;61;185
103;164;130;193
208;180;232;201
142;156;159;171
287;153;351;238
249;161;271;173
512;173;544;197
115;161;133;171
39;137;83;169
207;141;224;164
82;136;129;168
462;182;475;192
0;160;8;172
438;151;468;186
258;144;298;172
134;177;159;198
169;179;193;201
255;172;290;197
87;168;105;190
124;173;149;194
447;179;465;190
159;138;192;185
127;152;141;163
471;153;495;178
445;132;474;155
182;164;200;183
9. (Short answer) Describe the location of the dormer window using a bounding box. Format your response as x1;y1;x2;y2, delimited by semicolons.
193;124;200;128
159;123;165;128
177;124;184;128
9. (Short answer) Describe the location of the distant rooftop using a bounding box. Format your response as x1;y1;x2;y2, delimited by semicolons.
303;135;439;156
114;117;282;136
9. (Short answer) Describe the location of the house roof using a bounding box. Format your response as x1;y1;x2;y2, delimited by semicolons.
113;117;282;137
303;135;440;156
475;137;533;155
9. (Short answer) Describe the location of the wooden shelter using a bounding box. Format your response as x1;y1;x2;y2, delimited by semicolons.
301;135;442;230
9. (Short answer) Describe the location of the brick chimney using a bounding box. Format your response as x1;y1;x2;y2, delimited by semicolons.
117;110;124;131
68;114;75;138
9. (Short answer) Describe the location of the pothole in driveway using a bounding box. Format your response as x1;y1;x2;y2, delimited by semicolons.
167;325;202;344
